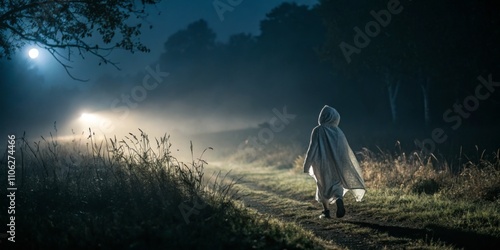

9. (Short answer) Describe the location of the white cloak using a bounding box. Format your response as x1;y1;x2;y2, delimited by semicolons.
303;105;366;203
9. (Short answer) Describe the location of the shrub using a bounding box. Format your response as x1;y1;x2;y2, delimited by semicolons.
411;178;441;195
358;145;500;202
358;147;448;190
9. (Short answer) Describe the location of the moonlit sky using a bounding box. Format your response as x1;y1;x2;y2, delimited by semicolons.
1;0;499;159
13;0;316;78
1;0;318;140
37;0;319;83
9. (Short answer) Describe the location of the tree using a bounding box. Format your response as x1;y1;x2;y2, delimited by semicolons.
320;0;500;129
319;0;396;121
0;0;160;80
257;3;331;111
259;2;325;62
162;19;216;60
159;19;219;96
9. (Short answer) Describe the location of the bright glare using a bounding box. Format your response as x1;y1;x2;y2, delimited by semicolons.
80;113;97;122
28;48;39;59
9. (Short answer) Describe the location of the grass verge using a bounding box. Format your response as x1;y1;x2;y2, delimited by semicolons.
0;129;329;249
207;162;500;249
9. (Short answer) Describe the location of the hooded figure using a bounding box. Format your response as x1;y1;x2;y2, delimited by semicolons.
303;105;365;218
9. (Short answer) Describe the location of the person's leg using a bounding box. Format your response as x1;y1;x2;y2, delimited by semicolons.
330;184;345;218
320;201;331;218
322;201;329;211
336;198;345;218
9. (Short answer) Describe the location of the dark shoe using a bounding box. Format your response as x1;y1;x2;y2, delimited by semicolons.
319;209;331;219
336;199;345;218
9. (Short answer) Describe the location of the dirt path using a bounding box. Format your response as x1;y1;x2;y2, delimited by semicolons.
237;179;377;249
205;164;491;250
235;177;421;249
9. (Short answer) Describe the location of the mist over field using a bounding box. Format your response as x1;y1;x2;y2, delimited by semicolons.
1;1;500;249
0;0;499;213
1;1;499;162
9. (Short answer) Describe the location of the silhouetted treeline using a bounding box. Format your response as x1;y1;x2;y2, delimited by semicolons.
1;1;499;156
148;1;499;153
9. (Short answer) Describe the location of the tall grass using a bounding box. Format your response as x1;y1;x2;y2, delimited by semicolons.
293;144;500;203
357;146;500;202
0;129;323;249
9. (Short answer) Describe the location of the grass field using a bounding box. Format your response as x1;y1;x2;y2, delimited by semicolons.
1;129;499;249
205;163;500;249
0;130;328;249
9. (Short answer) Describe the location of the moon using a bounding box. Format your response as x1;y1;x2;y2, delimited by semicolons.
28;48;39;59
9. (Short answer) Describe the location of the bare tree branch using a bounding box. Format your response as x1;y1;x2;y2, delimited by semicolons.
0;0;161;80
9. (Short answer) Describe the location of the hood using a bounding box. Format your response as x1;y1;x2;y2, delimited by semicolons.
318;105;340;126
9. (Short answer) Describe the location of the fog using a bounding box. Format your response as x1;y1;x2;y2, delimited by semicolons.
1;1;499;163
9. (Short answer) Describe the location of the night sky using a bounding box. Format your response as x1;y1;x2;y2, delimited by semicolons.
1;0;316;137
1;0;499;158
